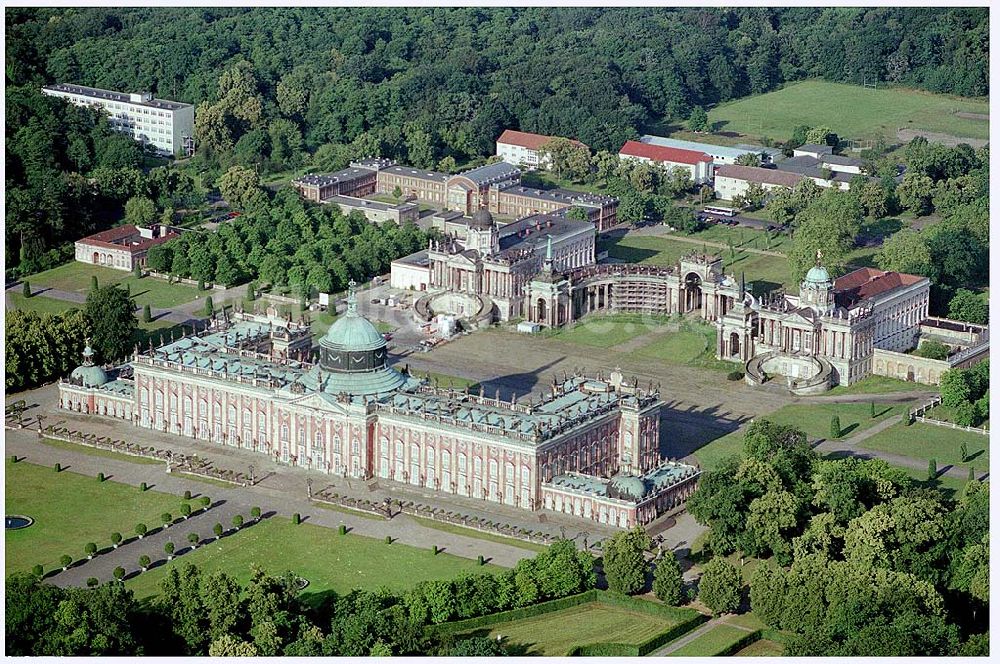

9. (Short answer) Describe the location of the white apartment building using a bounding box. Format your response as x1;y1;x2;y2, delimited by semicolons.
42;83;194;157
496;129;588;170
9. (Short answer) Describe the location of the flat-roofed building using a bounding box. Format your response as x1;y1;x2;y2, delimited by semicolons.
618;140;714;184
323;195;419;225
496;129;589;170
75;224;182;271
42;83;194;156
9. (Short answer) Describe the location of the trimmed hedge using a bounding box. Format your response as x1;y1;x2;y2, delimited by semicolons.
434;589;706;657
568;607;707;656
431;590;599;636
717;629;763;656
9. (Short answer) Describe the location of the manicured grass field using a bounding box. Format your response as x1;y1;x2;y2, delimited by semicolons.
860;421;989;469
38;437;162;466
4;460;184;575
125;516;499;599
410;516;548;553
549;314;665;348
6;292;79;316
734;639;785;656
481;601;678;656
693;402;908;470
27;262;201;309
822;375;933;396
669;624;754;657
688;223;790;254
707;80;988;142
418;371;480;391
629;320;740;372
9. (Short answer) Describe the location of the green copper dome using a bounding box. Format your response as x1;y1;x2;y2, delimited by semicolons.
805;264;831;285
322;283;386;352
70;343;108;387
608;473;648;501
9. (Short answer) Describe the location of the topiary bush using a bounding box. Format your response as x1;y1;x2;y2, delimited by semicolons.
59;555;72;570
251;506;261;520
139;482;148;492
111;532;122;548
727;370;744;381
232;515;244;529
183;490;192;500
54;463;62;473
139;555;151;570
135;523;148;538
97;472;105;482
338;524;347;535
188;533;199;548
180;504;191;519
84;542;97;559
292;513;301;525
199;496;211;509
32;564;43;578
164;542;175;558
213;523;223;538
86;577;99;588
162;512;173;527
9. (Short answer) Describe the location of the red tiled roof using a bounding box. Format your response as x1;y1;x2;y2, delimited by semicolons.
618;140;712;165
715;164;803;187
834;267;926;307
497;129;588;151
85;225;141;243
77;224;179;254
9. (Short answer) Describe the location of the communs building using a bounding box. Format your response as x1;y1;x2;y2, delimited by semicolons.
495;129;589;170
42;83;194;156
714;143;869;201
58;284;699;529
617;140;714;184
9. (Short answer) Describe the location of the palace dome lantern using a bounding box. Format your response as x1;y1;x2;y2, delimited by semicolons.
800;250;834;313
70;341;108;388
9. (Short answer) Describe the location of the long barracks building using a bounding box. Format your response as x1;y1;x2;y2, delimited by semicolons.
59;285;699;529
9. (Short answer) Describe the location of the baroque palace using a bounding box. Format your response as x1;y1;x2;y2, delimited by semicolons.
58;285;699;529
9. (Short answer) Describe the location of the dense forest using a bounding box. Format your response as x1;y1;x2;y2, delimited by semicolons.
4;7;989;278
7;7;989;159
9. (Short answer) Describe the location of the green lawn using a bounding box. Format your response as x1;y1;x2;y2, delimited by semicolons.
822;375;933;396
27;262;201;309
4;460;184;575
628;319;741;373
707;79;988;142
734;639;785;656
418;371;480;391
38;437;162;466
860;421;989;469
548;314;666;348
693;402;909;470
669;624;754;657
599;234;794;291
409;516;548;553
7;292;79;316
688;223;790;255
480;601;678;656
125;516;499;599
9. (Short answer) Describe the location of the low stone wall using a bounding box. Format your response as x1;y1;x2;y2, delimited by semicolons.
872;348;948;385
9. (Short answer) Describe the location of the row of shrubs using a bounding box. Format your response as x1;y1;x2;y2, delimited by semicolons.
68;508;265;583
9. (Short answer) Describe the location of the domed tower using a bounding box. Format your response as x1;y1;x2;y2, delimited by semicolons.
317;281;409;395
800;250;834;314
70;340;108;388
466;207;498;257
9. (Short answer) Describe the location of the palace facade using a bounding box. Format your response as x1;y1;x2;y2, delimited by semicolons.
58;285;699;529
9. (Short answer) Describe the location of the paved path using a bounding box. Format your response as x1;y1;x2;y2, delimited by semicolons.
812;414;976;480
7;427;542;587
628;225;787;258
801;390;938;404
650;613;757;656
7;280;250;328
